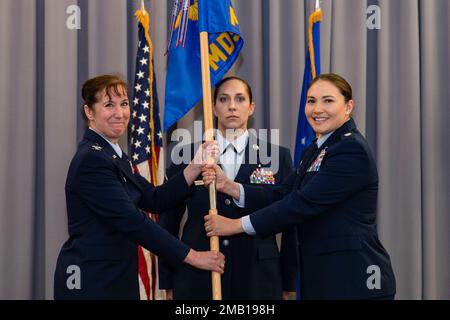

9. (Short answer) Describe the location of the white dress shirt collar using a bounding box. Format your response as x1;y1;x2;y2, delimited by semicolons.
217;130;249;154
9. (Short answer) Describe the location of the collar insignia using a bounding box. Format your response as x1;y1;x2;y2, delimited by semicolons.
91;144;102;151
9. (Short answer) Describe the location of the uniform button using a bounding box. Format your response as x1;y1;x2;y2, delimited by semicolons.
224;199;231;206
223;240;230;246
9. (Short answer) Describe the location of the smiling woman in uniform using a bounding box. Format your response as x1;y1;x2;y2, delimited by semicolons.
203;73;396;300
54;74;223;300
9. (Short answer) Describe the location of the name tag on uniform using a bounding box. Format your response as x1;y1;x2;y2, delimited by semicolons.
194;180;205;186
307;148;327;172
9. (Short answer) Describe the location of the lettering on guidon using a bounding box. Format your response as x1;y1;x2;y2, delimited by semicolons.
66;265;81;290
209;33;242;72
366;265;381;290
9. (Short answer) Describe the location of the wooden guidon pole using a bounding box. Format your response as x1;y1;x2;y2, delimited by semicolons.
199;31;222;300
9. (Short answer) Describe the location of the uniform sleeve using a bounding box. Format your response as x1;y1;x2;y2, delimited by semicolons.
277;147;300;292
134;170;193;213
74;152;190;268
242;170;295;212
250;140;374;237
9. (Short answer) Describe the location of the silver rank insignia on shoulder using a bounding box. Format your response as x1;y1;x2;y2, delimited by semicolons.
91;144;102;151
344;132;352;137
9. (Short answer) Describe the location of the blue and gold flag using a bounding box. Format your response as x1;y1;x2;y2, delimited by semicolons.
163;0;244;131
294;7;322;165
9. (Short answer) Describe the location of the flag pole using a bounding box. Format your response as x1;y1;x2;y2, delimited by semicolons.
200;30;222;300
311;0;322;140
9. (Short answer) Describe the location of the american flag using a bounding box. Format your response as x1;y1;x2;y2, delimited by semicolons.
130;7;165;300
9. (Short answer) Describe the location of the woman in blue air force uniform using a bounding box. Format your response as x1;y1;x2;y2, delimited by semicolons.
203;73;396;300
158;77;298;300
54;75;223;300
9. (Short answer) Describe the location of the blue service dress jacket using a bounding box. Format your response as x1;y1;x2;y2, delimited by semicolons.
158;136;299;299
54;129;192;300
243;119;396;299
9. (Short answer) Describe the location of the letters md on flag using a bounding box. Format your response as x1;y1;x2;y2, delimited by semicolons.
163;0;244;131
